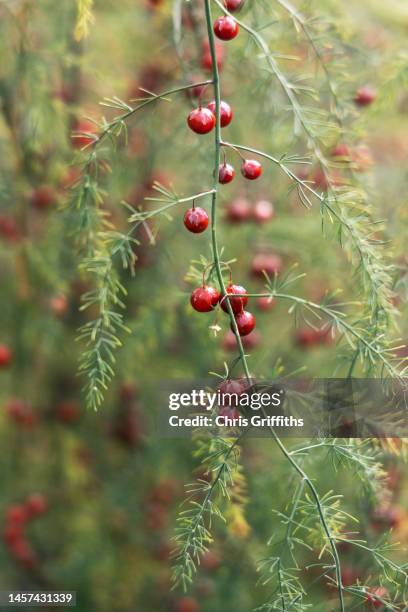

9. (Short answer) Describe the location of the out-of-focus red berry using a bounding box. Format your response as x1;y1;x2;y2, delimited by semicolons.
25;494;48;518
0;344;12;368
251;253;283;278
50;294;69;317
56;400;80;424
175;596;200;612
71;118;97;149
6;504;28;526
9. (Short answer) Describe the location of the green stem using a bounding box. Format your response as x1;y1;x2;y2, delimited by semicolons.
82;80;213;159
203;0;250;381
240;290;399;377
265;420;345;612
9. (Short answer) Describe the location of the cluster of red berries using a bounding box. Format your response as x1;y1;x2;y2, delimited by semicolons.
295;326;333;349
3;494;48;569
186;98;262;185
191;281;256;337
226;197;274;223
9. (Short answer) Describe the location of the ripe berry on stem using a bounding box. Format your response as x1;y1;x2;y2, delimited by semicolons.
184;205;209;234
220;284;248;313
256;296;275;311
218;163;235;184
233;310;256;336
190;286;220;312
224;0;243;11
213;16;239;41
207;100;233;127
241;159;262;180
187;107;216;134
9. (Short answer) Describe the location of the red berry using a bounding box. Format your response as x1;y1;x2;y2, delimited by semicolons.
6;504;28;525
152;540;173;562
352;144;374;172
187;107;216;134
188;77;207;99
225;0;243;11
218;378;248;401
25;494;48;518
251;253;283;278
370;505;404;531
218;163;235;184
223;329;260;351
175;596;200;612
213;16;239;41
5;398;36;427
256;296;275;311
149;479;177;505
71;118;97;149
233;310;256;336
296;327;322;349
340;566;359;587
146;0;164;9
30;186;56;211
184;206;209;233
114;405;143;448
201;41;225;71
253;200;274;223
201;550;221;570
120;381;138;402
9;538;37;568
312;168;344;191
241;159;262;180
190;286;220;312
0;344;12;368
332;143;350;158
207;100;233;127
220;284;248;313
0;214;20;242
50;294;68;317
226;198;251;223
3;523;23;546
56;401;80;424
365;587;388;609
354;86;376;107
